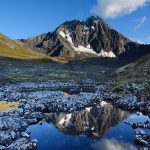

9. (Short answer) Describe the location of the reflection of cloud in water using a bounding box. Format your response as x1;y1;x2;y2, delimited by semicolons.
91;138;137;150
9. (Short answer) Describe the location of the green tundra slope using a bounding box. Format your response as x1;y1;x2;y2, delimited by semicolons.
112;53;150;96
115;54;150;82
0;33;48;60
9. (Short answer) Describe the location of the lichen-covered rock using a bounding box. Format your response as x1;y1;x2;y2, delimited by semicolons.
7;138;37;150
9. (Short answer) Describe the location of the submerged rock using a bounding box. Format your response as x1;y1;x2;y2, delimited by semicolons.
125;120;150;129
135;130;150;149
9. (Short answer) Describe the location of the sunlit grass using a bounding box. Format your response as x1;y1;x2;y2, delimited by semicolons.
0;33;47;59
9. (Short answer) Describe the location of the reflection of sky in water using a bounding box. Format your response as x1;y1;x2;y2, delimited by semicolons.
103;113;149;143
28;120;139;150
28;102;149;150
29;122;93;150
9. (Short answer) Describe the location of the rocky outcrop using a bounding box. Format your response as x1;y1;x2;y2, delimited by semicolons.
0;80;150;113
0;111;38;150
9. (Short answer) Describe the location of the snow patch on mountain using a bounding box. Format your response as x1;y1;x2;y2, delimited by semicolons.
74;45;98;55
91;26;95;30
99;49;116;58
59;31;73;45
59;31;65;38
84;26;90;31
87;44;91;49
59;30;116;58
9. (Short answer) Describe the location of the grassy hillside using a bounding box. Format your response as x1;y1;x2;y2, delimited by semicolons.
0;33;47;59
114;54;150;83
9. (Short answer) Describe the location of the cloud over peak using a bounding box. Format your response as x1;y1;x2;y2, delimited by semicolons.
146;36;150;41
92;0;149;19
134;16;147;31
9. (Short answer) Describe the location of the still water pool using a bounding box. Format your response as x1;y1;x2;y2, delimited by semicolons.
28;102;149;150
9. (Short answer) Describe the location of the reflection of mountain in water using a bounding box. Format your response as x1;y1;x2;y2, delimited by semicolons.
45;101;130;139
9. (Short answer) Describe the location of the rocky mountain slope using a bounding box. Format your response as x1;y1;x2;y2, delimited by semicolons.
21;16;150;61
0;33;47;60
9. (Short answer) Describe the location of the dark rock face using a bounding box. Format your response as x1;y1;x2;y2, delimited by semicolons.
20;16;150;60
18;16;146;58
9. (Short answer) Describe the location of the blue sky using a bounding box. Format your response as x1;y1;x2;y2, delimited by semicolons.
0;0;150;44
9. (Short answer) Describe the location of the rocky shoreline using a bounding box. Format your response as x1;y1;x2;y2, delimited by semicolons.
0;80;150;149
0;80;150;112
0;111;38;150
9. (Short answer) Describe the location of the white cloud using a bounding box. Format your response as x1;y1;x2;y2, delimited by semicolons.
91;0;149;19
146;36;150;41
134;16;147;31
136;40;143;44
91;138;138;150
130;38;143;44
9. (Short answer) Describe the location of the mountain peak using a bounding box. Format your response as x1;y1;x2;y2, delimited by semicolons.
59;16;103;29
86;15;102;21
20;17;150;60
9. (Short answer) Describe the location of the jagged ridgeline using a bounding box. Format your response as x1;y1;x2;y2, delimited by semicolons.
20;16;150;60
